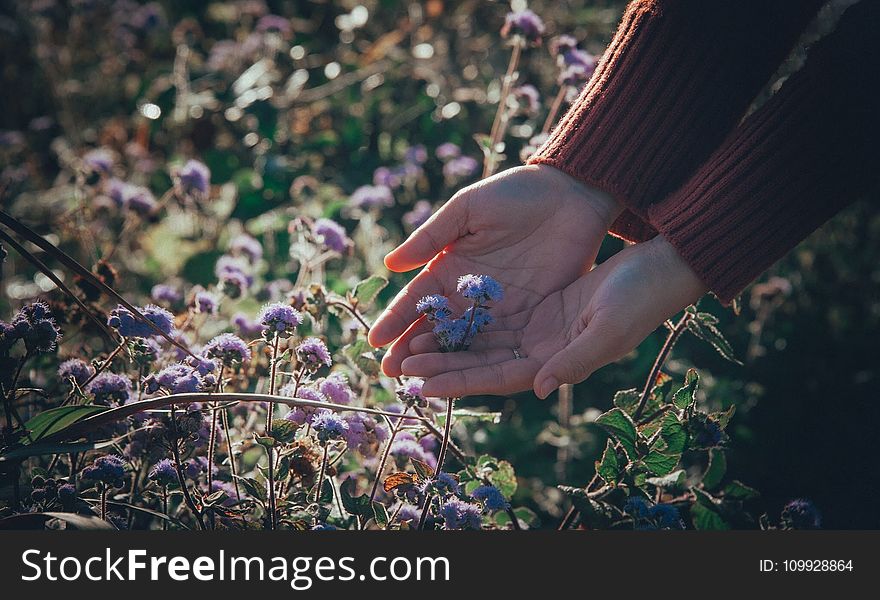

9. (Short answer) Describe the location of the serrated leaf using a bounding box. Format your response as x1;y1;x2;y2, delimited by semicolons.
672;369;700;410
233;476;266;503
653;412;687;455
270;420;297;444
372;501;389;528
644;450;680;476
351;275;388;307
595;408;639;461
691;501;729;530
342;340;381;378
612;389;639;415
686;318;743;365
595;439;620;484
702;449;726;490
340;478;373;520
723;480;759;501
477;455;517;497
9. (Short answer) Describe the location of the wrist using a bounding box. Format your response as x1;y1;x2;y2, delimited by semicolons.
646;234;709;304
532;164;624;229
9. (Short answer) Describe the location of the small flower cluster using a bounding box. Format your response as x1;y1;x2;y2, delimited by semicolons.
107;304;175;339
82;455;127;488
1;301;61;355
417;274;503;352
624;497;685;530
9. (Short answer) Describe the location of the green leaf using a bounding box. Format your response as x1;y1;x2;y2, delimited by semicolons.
723;480;759;501
270;420;297;444
612;389;640;416
234;475;267;503
672;369;699;410
644;450;680;477
372;501;389;528
340;478;373;520
351;275;388;308
646;469;686;488
341;340;381;378
595;439;620;484
711;405;736;430
686;318;743;365
691;501;730;530
702;449;727;490
23;405;108;443
476;455;517;497
595;408;639;461
255;435;276;448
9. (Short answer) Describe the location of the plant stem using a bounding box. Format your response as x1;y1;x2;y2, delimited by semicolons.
541;86;568;134
100;486;108;521
633;313;690;420
167;402;206;530
265;337;281;530
483;41;523;178
161;485;168;531
418;397;456;530
369;408;410;503
314;444;329;503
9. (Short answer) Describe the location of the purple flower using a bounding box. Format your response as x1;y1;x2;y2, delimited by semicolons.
501;10;545;45
258;302;303;339
396;504;421;525
442;156;479;181
438;498;483;530
421;472;460;496
403;200;433;231
396;378;428;408
435;143;461;161
349;185;393;211
218;268;251;299
282;386;327;425
203;333;251;366
472;484;508;513
312;218;352;254
151;284;182;305
144;363;207;395
83;148;114;174
130;338;161;365
549;34;578;58
125;185;157;216
312;411;349;444
416;294;451;322
106;178;129;208
647;504;684;529
12;302;61;354
457;274;503;303
86;372;131;405
782;499;822;530
513;84;541;115
296;337;332;372
373;166;402;189
176;159;211;196
559;63;592;88
390;432;436;468
108;304;175;338
342;412;388;456
318;373;354;405
194;291;219;315
229;234;263;264
82;455;127;487
57;483;77;503
432;318;470;352
462;306;494;331
232;312;263;338
58;358;94;385
404;144;428;165
148;459;178;487
256;14;291;37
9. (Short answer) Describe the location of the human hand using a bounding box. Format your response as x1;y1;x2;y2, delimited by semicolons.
398;234;708;398
368;164;621;376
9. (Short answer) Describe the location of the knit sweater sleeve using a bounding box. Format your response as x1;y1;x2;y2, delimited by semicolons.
648;0;880;303
527;0;823;242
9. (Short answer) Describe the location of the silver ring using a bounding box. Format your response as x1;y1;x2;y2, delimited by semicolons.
512;347;522;360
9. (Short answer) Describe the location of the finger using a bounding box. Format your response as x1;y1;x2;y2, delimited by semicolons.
409;329;523;355
380;318;432;377
421;357;540;397
368;267;443;348
384;194;469;273
532;312;629;399
400;348;518;378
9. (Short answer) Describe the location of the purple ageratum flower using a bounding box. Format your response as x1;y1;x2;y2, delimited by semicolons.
187;355;218;377
256;14;292;36
312;411;349;444
513;84;541;115
82;455;127;487
435;143;461;161
106;178;129;208
258;302;303;339
176;159;211;196
432;318;470;352
403;200;433;231
782;499;822;530
501;10;545;45
559;62;592;88
194;291;219;315
647;504;684;530
390;432;436;468
349;185;393;211
148;459;177;487
229;234;263;264
108;304;175;338
312;218;352;254
232;312;263;338
342;412;388;456
83;148;114;174
472;484;508;513
203;333;251;366
549;34;578;58
144;363;206;395
562;48;596;71
318;372;355;405
125;185;157;216
372;166;402;189
416;294;451;322
442;156;479;181
296;337;332;372
420;472;460;496
404;144;428;165
462;306;493;332
438;498;483;530
457;274;503;303
282;386;328;426
218;268;250;300
396;378;428;408
57;483;76;504
12;301;61;354
86;372;131;405
151;284;182;306
0;320;19;354
58;358;94;385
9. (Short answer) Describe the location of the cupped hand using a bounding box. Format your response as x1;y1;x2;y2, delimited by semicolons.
399;235;708;398
369;164;621;377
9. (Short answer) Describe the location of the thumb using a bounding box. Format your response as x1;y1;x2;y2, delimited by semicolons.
533;314;624;399
384;193;469;272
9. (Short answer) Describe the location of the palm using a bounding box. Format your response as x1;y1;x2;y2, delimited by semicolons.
370;165;618;377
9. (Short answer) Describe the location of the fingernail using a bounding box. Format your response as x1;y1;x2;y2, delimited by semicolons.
538;377;558;399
